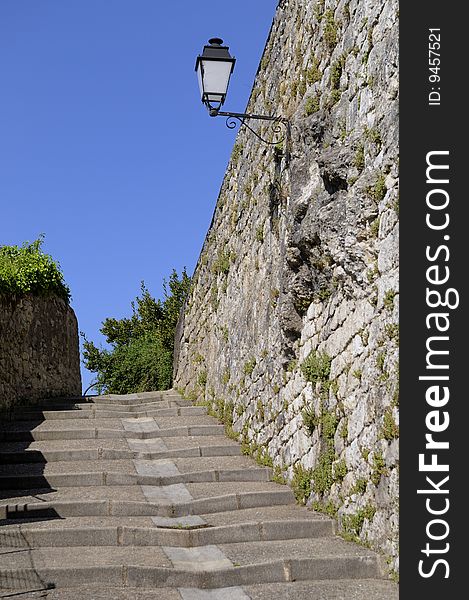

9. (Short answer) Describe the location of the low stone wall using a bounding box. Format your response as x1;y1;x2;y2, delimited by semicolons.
0;294;82;413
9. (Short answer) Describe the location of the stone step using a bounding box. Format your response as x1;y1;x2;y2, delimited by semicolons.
0;454;255;475
2;488;296;519
0;504;330;530
91;392;187;406
11;397;193;413
0;550;382;592
0;580;399;600
0;389;397;596
0;467;273;489
0;443;242;463
232;580;399;600
0;433;239;451
1;414;215;431
2;481;290;503
13;406;207;420
0;519;333;548
0;424;226;442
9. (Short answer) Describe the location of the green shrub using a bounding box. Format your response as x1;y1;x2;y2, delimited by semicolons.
301;350;332;385
354;144;365;170
382;407;399;440
322;411;338;440
334;458;347;482
312;499;337;518
302;405;319;435
306;57;322;84
305;94;320;116
292;463;313;504
369;174;387;201
197;371;207;388
330;58;343;90
83;332;173;395
243;357;257;376
312;446;334;494
211;247;232;276
82;269;190;394
384;290;397;309
324;10;338;50
0;235;70;302
371;450;388;485
342;504;376;540
221;368;231;385
351;477;367;495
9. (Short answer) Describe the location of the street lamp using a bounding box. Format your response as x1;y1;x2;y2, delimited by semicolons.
195;38;236;116
195;38;290;153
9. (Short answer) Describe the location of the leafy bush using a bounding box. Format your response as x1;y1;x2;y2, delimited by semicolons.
292;463;313;504
0;235;70;302
84;332;173;395
301;350;331;385
82;269;190;394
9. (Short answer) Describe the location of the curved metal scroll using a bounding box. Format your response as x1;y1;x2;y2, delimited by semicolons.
83;381;102;397
223;114;289;146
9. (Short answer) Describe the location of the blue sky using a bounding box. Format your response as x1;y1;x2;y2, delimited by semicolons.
0;1;278;391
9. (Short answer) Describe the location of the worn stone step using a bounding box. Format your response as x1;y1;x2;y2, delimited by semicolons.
0;433;239;452
0;443;242;464
12;397;193;414
0;458;136;475
0;518;334;549
0;504;329;530
0;424;226;442
2;488;295;519
2;481;292;504
91;393;188;407
0;586;183;599
240;580;399;600
0;579;400;600
0;467;273;490
0;438;130;453
1;414;214;432
0;389;397;595
0;428;123;442
0;551;382;592
14;406;207;421
0;454;258;475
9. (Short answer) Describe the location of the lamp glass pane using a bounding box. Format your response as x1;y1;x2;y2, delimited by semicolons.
201;59;233;100
196;63;204;100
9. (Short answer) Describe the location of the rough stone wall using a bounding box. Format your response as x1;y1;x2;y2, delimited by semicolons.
174;0;398;571
0;294;82;413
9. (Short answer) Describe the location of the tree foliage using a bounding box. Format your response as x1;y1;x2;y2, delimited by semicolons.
0;235;71;302
82;269;190;394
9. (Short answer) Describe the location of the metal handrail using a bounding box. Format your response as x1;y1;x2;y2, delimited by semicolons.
82;382;102;397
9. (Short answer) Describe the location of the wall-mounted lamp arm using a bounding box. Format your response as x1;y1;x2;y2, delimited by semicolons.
210;109;291;158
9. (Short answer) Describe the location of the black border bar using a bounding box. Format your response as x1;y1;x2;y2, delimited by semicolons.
400;3;466;596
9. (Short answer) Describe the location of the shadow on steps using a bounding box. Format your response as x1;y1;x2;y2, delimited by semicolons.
0;411;57;519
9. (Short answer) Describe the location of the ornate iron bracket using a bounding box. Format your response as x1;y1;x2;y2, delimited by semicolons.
210;109;291;163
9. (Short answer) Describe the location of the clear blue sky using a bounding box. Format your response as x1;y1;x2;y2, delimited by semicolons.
0;1;278;392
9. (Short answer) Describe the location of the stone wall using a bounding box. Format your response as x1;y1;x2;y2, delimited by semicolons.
174;0;398;572
0;294;82;413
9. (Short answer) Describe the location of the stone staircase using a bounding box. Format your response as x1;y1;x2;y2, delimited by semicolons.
0;390;398;599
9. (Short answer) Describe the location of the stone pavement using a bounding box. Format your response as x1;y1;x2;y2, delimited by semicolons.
0;390;398;599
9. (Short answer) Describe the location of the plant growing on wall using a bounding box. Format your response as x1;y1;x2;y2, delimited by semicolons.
0;235;71;302
82;269;190;394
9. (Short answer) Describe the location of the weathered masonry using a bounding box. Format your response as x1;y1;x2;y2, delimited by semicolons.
0;294;82;414
174;0;399;572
